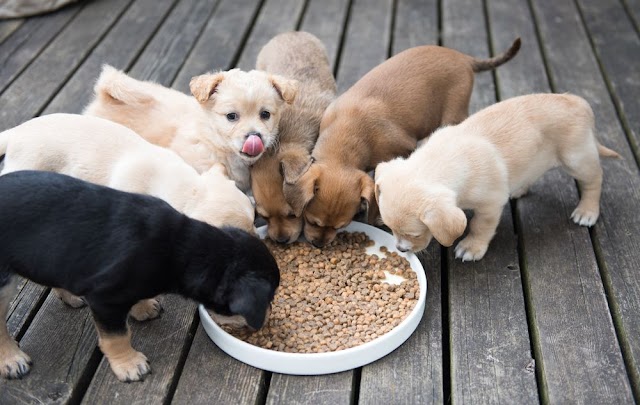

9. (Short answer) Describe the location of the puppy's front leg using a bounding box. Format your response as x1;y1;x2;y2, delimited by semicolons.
0;276;32;379
89;303;151;382
454;205;503;261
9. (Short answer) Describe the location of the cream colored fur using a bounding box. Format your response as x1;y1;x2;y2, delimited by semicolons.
84;65;297;191
375;94;620;261
251;31;337;244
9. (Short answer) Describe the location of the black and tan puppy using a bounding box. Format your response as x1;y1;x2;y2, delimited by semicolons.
0;171;279;382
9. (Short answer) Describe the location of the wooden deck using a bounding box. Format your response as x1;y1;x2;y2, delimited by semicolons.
0;0;639;403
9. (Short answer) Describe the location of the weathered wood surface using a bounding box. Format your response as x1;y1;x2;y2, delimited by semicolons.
0;0;639;403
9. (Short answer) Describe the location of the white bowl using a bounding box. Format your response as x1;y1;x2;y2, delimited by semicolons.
199;221;427;375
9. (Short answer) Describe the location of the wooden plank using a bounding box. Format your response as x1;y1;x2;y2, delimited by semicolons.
7;280;48;339
334;0;393;92
0;18;24;45
392;0;438;53
442;1;538;402
172;0;263;93
298;0;350;70
43;0;178;115
235;0;307;71
0;293;99;403
622;0;640;32
81;297;197;404
128;0;220;85
171;325;267;404
359;245;444;404
510;0;638;402
0;0;132;131
0;5;81;94
576;0;640;165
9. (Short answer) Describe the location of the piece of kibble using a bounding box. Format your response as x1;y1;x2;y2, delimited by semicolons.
219;231;419;353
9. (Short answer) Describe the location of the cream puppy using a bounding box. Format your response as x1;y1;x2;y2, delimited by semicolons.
375;94;620;261
0;113;256;309
84;66;297;191
251;31;337;244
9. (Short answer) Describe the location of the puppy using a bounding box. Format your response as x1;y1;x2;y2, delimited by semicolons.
0;114;256;311
84;65;298;191
284;39;521;247
0;170;279;381
251;31;337;244
375;93;620;261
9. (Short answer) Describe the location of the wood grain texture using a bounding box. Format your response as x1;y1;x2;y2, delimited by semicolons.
359;244;444;404
0;18;24;45
531;0;640;401
172;0;263;93
234;0;307;71
170;324;267;404
392;0;439;53
0;5;80;94
298;0;351;70
7;280;48;339
334;0;393;92
0;0;132;131
266;373;353;405
81;297;197;404
43;0;178;115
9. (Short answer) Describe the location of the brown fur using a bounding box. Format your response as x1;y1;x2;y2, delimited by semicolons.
251;31;337;243
285;39;521;247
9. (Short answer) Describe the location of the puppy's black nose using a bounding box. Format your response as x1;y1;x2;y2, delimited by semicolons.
275;235;289;244
246;131;262;139
397;245;410;253
311;239;325;248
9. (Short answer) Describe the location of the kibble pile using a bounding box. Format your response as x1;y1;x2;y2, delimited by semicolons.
221;231;420;353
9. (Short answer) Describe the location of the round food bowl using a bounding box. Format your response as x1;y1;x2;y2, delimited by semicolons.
199;221;427;375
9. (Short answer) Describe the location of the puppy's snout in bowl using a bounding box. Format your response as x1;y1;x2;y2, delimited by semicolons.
241;131;264;157
396;244;410;253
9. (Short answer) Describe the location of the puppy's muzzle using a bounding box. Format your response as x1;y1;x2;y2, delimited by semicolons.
396;244;410;253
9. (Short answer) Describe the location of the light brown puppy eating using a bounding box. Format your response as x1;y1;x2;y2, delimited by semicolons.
375;94;620;261
251;31;337;244
284;39;521;247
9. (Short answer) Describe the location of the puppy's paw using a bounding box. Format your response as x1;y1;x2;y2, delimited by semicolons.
454;237;488;262
109;350;151;382
0;344;32;379
571;206;599;227
510;186;529;199
54;288;86;308
129;299;162;322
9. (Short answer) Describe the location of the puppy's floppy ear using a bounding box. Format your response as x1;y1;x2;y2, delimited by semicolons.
228;279;273;330
283;163;321;217
269;74;298;105
279;153;314;184
420;197;467;247
358;172;378;224
92;64;154;106
190;72;225;103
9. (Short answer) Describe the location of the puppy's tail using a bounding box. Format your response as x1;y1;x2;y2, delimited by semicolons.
598;143;622;159
471;38;521;72
85;64;154;111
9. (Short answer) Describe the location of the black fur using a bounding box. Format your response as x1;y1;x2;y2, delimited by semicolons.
0;171;279;333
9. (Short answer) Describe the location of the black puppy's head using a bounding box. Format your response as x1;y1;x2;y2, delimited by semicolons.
204;227;280;330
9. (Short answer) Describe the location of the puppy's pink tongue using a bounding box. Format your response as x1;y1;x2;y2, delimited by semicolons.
242;135;264;156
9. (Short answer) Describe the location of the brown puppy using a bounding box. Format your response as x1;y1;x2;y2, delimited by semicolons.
375;93;620;261
251;31;337;243
284;39;521;247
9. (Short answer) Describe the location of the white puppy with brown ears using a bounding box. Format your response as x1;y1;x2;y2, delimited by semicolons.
84;66;298;191
375;93;620;261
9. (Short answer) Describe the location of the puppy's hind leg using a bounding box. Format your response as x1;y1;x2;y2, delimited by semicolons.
53;288;86;308
0;274;32;379
129;298;162;322
88;301;151;382
563;148;603;227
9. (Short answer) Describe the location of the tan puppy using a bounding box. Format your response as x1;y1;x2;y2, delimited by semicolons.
84;66;298;191
284;39;522;247
251;31;337;243
0;113;256;309
375;94;620;261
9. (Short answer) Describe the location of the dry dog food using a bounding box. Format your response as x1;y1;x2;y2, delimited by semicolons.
219;231;420;353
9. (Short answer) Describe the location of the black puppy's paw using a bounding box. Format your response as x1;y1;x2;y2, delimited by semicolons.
109;350;151;382
0;344;32;379
54;288;86;308
129;298;162;321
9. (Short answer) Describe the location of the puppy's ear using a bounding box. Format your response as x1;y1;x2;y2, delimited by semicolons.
279;153;314;184
283;164;321;216
269;74;298;105
358;173;378;224
420;199;467;247
93;64;154;106
228;280;272;330
190;72;225;103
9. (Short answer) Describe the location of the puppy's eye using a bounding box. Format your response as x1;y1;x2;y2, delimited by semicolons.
226;112;238;121
260;110;271;120
286;213;297;219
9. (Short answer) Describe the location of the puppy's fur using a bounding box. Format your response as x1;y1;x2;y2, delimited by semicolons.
84;66;298;191
375;93;620;261
284;39;522;247
251;31;337;244
0;171;279;381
